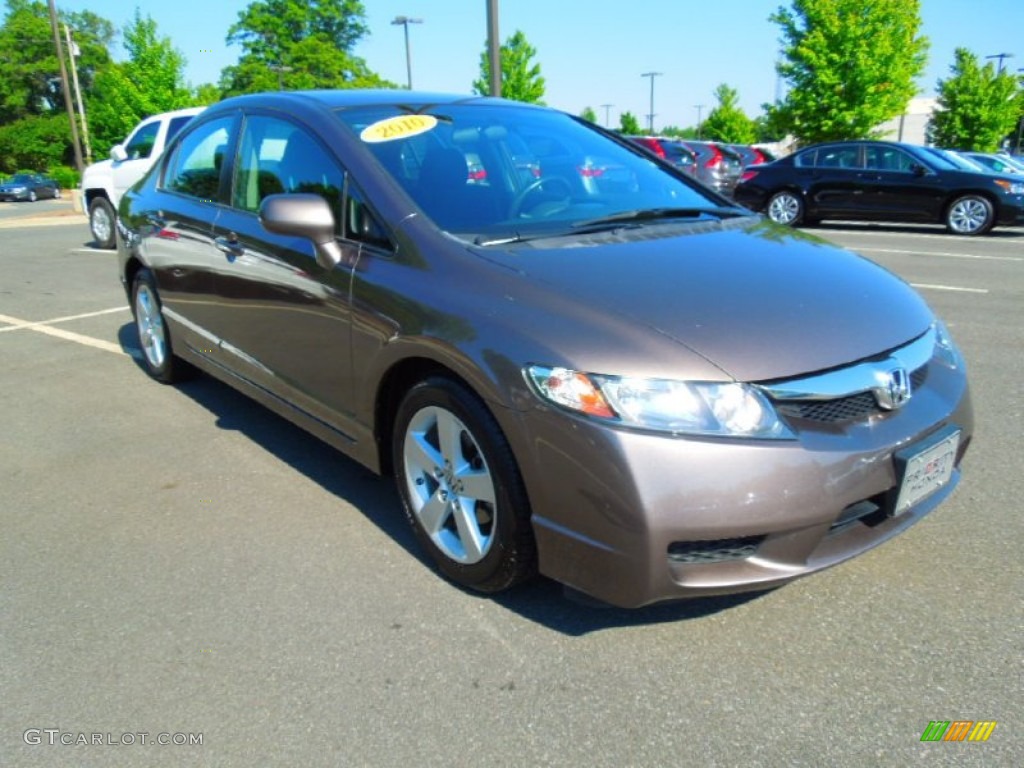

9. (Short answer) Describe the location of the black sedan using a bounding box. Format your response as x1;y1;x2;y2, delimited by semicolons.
734;140;1024;235
0;173;61;202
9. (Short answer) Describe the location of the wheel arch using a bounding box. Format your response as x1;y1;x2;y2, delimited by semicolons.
940;189;1000;221
374;357;484;477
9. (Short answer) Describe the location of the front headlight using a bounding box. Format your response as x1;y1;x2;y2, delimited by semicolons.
526;366;793;439
933;320;964;370
994;179;1024;195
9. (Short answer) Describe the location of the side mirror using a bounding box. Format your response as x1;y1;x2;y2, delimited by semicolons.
259;193;343;271
110;144;128;163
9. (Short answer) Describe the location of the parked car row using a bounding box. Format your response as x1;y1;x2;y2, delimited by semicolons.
0;173;61;202
627;136;773;197
733;139;1024;235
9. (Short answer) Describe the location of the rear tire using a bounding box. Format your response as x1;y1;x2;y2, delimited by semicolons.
392;377;536;593
131;268;193;384
89;197;117;249
945;195;994;236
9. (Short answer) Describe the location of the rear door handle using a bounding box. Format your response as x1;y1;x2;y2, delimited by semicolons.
214;234;245;260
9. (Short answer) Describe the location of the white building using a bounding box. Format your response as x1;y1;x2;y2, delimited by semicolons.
876;97;937;145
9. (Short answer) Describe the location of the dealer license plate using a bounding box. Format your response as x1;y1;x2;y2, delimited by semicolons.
893;429;960;515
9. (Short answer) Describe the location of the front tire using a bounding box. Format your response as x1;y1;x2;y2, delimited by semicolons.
89;197;117;249
766;190;804;226
946;195;994;236
131;268;191;384
28;190;37;202
393;377;536;593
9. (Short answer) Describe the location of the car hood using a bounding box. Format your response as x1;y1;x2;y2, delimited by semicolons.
0;182;26;190
478;217;934;382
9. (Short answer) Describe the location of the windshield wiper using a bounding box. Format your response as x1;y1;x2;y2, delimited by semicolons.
572;207;748;231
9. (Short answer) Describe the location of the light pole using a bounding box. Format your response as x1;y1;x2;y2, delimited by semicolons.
64;24;91;165
694;104;705;139
486;0;500;97
641;72;662;134
985;52;1014;74
600;103;614;128
47;0;82;172
391;16;423;89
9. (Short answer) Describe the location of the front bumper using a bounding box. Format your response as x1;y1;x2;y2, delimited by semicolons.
509;360;972;608
0;190;29;201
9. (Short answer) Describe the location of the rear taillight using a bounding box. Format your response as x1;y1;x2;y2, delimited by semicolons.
740;170;758;182
639;139;666;159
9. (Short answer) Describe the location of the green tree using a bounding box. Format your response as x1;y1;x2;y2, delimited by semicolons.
700;84;757;143
618;111;641;135
580;106;597;123
927;49;1022;151
0;1;114;167
0;113;69;173
220;0;392;95
471;29;545;104
661;125;698;139
768;0;928;143
88;10;193;157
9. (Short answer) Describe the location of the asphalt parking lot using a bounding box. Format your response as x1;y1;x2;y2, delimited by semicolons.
2;202;1022;766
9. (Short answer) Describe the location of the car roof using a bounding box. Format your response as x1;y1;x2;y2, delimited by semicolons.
212;89;530;113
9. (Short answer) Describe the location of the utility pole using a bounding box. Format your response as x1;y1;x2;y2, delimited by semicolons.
391;16;423;89
48;0;83;172
1016;68;1024;155
600;103;614;128
486;0;501;97
985;53;1013;74
694;104;705;139
64;24;91;165
641;72;661;134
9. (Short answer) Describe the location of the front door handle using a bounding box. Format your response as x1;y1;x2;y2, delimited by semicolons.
214;234;245;260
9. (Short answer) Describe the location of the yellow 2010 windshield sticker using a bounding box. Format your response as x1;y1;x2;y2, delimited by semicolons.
360;114;438;143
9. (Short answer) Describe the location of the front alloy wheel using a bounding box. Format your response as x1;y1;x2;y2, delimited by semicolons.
766;190;804;226
394;377;536;592
89;198;117;249
946;195;994;236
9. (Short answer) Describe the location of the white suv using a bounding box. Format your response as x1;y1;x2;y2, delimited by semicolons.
81;106;205;248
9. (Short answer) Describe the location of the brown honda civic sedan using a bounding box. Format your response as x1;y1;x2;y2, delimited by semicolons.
117;91;972;608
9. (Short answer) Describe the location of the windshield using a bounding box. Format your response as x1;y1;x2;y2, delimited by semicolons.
334;103;728;238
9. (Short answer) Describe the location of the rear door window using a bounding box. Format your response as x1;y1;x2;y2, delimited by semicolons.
163;116;235;202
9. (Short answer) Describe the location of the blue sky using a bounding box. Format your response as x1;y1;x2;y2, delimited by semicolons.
53;0;1024;130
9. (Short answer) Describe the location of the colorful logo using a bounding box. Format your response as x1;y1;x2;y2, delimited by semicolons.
920;721;997;742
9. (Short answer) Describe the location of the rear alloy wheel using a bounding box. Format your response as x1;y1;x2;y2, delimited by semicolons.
766;190;804;226
89;197;117;249
131;268;191;384
393;377;536;593
946;195;994;236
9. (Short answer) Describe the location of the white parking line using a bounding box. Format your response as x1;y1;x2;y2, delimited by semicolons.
855;246;1023;262
910;283;989;294
0;308;139;358
0;306;128;332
